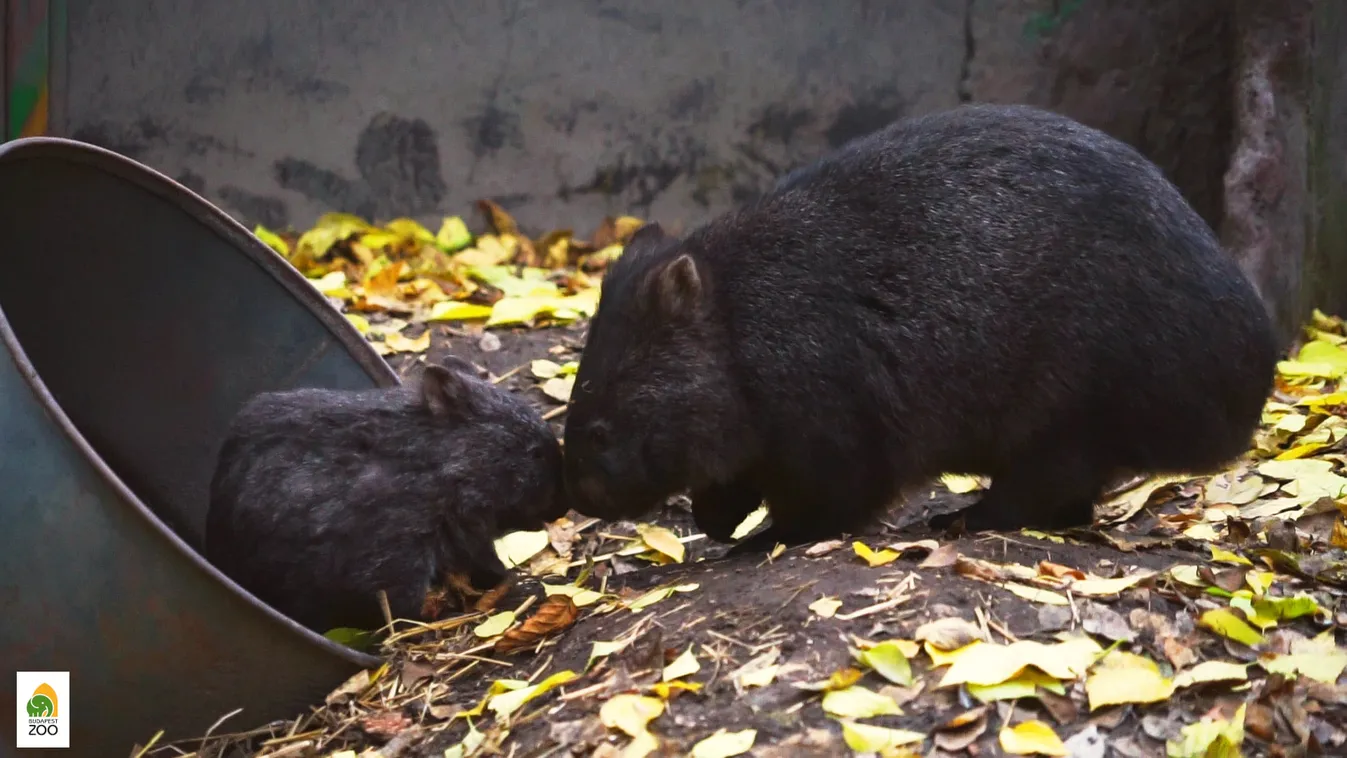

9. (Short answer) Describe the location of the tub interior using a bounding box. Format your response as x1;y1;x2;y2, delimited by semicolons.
0;147;386;550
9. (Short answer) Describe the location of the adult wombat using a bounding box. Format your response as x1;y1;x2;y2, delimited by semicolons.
204;356;568;632
562;103;1279;546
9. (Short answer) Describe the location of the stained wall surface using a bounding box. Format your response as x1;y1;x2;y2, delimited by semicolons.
61;0;1233;238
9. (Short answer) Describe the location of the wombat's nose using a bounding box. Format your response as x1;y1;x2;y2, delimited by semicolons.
566;472;609;515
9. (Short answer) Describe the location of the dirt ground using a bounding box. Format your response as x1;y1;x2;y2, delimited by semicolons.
177;318;1347;758
160;312;1347;758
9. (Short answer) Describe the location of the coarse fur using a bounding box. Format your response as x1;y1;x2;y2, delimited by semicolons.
204;356;568;633
563;103;1280;546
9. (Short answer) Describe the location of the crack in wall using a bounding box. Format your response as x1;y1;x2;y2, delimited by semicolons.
958;0;976;102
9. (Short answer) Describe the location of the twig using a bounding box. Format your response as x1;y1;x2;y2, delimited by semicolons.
542;405;568;420
834;595;909;621
131;731;165;758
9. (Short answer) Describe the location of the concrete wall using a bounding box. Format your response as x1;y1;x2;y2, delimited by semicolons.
60;0;1234;241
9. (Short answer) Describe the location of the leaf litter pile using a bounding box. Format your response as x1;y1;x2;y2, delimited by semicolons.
141;204;1347;758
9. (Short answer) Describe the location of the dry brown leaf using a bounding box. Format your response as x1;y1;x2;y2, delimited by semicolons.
933;706;990;752
477;198;519;236
919;543;961;568
494;595;580;654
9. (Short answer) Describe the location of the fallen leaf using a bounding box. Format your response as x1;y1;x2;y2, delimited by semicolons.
541;375;576;403
600;693;665;739
854;640;914;686
838;720;926;752
494;530;551;569
542;582;604;607
1258;629;1347;683
918;543;961;568
1172;661;1249;690
1067;571;1155;597
730;504;769;540
689;729;756;758
474;611;517;638
636;524;686;563
1166;702;1246;758
805;539;845;557
494;595;579;654
1002;582;1070;606
1084;651;1175;710
967;669;1067;703
939;638;1102;687
999;720;1068;756
650;680;702;699
820;685;903;718
626;583;699;613
809;597;843;618
487;670;577;718
663;646;701;682
1198;608;1266;647
854;541;901;567
933;706;990;752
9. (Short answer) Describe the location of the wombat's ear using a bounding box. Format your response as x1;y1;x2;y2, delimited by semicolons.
421;364;470;417
654;253;703;318
626;222;670;250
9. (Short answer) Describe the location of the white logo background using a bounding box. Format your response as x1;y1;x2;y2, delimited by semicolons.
15;671;69;749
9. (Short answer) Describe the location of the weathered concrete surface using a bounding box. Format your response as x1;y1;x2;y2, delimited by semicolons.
64;0;972;236
1223;0;1313;348
1307;1;1347;335
61;0;1237;241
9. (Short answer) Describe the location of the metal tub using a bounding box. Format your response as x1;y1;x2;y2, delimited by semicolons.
0;137;392;756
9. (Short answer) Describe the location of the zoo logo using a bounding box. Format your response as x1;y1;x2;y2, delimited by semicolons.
26;682;59;717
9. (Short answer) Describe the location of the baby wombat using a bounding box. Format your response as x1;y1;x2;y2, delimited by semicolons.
204;356;567;633
563;103;1279;546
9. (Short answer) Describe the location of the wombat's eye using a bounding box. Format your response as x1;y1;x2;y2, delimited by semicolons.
590;424;610;448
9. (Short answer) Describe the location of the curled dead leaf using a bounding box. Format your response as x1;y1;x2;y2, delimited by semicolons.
494;595;580;654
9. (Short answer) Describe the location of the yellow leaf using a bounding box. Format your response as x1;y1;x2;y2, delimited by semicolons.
738;665;779;688
689;728;756;758
381;330;431;354
1067;571;1155;597
939;638;1102;688
926;640;981;668
486;670;577;718
1182;523;1221;542
344;313;370;334
1299;339;1347;371
999;720;1068;756
1245;570;1276;596
384;217;436;245
809;597;843;618
1199;608;1266;647
626;583;699;613
427;300;494;322
967;669;1066;703
486;290;599;327
474;611;517;638
1001;582;1069;606
1258;632;1347;683
436;216;473;251
541;583;604;607
599;693;665;739
252;225;291;256
1169;565;1206;587
941;473;987;493
1166;702;1246;758
1172;661;1249;690
1209;546;1252;566
493;530;550;569
650;680;702;698
1085;651;1175;710
839;721;926;752
541;375;575;403
442;721;486;758
310;271;349;296
854;641;914;686
854;541;901;567
729;504;769;540
636;524;685;563
531;359;563;379
820;685;903;718
663;647;701;682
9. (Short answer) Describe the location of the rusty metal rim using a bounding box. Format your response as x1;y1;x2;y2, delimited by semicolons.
0;136;387;671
